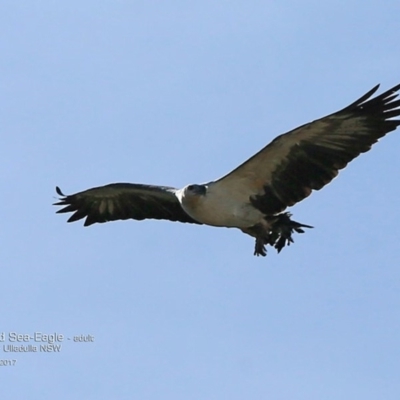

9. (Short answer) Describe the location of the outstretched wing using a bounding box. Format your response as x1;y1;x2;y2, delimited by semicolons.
54;183;201;226
213;83;400;215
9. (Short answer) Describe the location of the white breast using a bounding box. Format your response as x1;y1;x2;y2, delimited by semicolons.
179;183;264;228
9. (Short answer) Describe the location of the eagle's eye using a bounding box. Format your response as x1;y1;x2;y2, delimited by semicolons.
186;184;206;196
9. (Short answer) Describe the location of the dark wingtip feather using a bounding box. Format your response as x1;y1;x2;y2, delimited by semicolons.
56;205;77;214
341;82;400;114
66;211;87;223
344;84;380;109
55;186;66;196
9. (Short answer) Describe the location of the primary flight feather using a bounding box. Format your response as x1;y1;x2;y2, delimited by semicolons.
55;83;400;256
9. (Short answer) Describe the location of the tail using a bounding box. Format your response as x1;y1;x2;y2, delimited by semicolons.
253;213;313;256
266;212;313;253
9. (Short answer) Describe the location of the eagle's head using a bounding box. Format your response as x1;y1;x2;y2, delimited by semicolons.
184;184;207;196
176;184;207;208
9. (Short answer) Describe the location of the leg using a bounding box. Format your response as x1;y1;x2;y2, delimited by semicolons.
254;236;268;257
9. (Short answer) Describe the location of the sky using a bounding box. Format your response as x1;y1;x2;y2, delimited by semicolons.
1;1;400;399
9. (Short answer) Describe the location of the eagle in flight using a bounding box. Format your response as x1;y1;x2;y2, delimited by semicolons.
55;83;400;256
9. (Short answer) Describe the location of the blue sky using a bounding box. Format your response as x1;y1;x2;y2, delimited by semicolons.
1;1;400;399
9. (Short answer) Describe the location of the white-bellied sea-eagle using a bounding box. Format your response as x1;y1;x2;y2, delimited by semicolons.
55;84;400;256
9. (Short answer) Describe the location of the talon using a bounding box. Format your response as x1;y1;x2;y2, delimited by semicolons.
254;237;267;256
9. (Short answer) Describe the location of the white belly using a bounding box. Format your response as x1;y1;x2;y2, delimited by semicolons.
180;185;264;228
